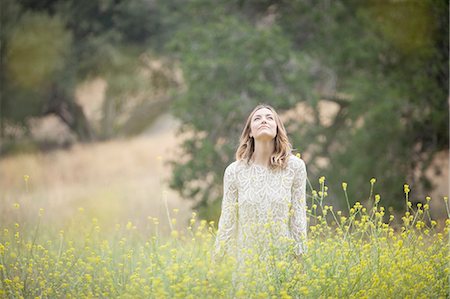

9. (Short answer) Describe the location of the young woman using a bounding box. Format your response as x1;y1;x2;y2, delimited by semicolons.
214;104;307;265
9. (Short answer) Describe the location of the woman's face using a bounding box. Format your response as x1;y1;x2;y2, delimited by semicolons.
250;108;277;141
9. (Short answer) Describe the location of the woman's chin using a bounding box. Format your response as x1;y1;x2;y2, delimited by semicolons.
254;134;276;141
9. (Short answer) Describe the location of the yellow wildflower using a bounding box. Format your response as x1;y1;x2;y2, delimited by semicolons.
319;176;326;184
375;194;380;203
404;184;410;194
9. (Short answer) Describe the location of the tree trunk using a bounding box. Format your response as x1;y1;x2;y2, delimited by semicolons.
45;83;95;142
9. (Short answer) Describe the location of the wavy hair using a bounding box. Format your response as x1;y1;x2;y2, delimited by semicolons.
235;104;292;169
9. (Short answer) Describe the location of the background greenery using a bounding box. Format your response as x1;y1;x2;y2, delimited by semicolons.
1;0;448;219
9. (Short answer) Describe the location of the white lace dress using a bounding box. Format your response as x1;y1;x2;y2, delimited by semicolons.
214;155;307;264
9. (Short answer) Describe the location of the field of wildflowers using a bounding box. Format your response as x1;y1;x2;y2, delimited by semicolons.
1;177;449;298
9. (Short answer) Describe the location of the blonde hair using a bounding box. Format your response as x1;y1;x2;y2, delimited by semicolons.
235;104;292;169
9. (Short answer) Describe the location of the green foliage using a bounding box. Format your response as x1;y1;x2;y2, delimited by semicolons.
6;13;72;91
167;0;449;216
2;11;73;129
279;0;449;210
1;0;447;214
0;0;171;142
166;7;315;217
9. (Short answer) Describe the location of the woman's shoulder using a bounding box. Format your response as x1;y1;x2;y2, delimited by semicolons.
287;154;306;170
224;160;240;174
224;160;248;174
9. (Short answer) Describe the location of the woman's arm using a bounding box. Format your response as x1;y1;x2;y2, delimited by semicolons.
213;163;238;262
290;158;307;256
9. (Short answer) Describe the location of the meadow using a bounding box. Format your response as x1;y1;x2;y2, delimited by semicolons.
1;173;449;298
0;126;449;298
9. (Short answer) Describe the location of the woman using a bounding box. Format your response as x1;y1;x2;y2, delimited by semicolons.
214;104;307;265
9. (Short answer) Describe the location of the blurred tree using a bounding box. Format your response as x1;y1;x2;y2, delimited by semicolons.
1;0;447;215
0;0;175;145
275;0;449;209
1;0;93;142
166;0;448;217
165;1;317;219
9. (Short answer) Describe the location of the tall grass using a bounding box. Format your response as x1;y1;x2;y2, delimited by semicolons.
1;177;449;298
0;135;190;236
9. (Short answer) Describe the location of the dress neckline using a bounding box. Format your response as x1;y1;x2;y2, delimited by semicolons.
249;162;271;171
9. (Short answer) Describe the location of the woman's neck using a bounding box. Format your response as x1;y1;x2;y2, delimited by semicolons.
252;139;274;167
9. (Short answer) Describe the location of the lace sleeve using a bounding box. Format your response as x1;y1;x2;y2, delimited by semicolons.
290;158;307;255
213;163;238;261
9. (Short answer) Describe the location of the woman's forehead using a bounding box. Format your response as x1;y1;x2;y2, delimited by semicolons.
253;108;274;117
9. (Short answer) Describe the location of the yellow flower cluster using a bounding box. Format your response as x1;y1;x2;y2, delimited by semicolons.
0;179;448;298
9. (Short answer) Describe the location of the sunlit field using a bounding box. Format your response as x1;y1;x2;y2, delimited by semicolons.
0;128;190;233
1;170;449;298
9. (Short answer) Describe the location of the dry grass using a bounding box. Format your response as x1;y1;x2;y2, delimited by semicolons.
0;118;191;234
